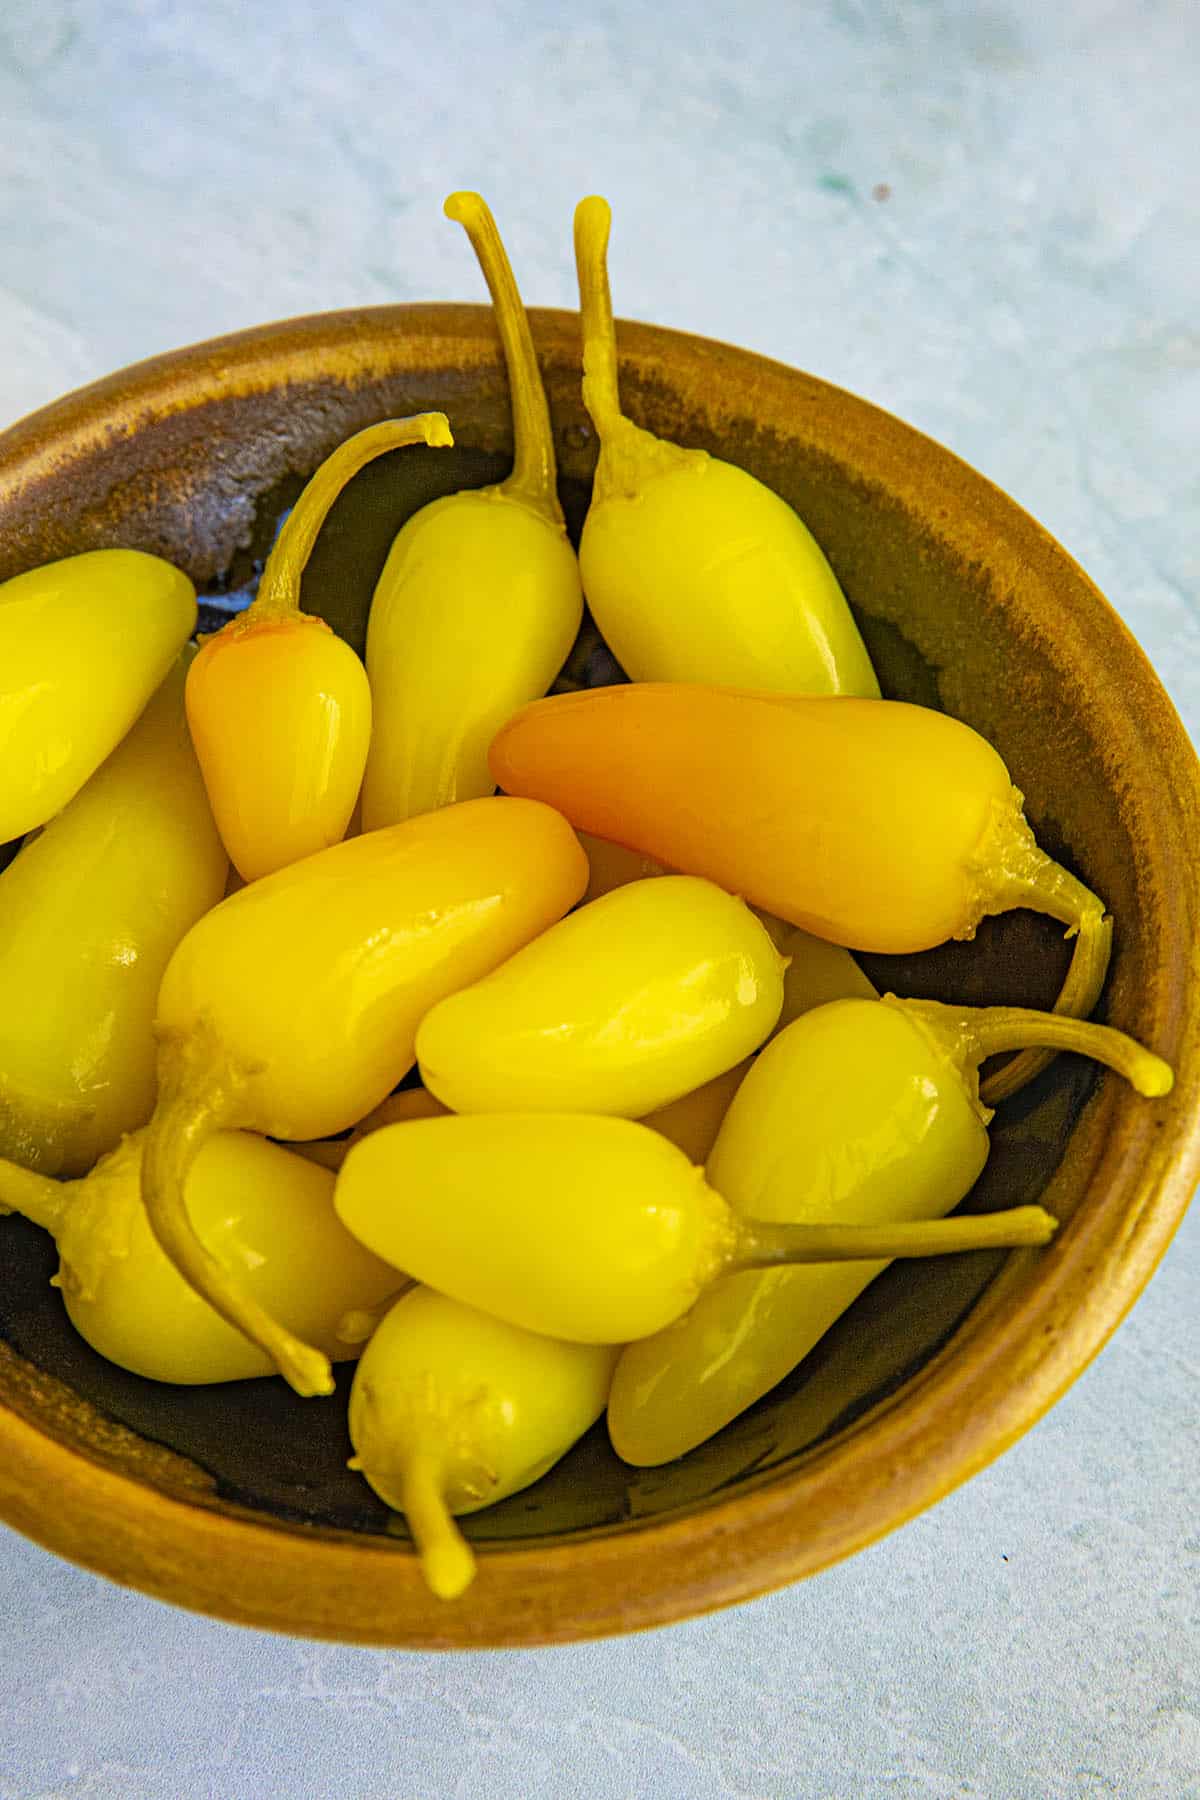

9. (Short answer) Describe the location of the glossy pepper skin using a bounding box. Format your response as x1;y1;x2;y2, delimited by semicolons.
490;683;1114;1101
607;994;1174;1465
360;194;582;829
0;548;197;843
641;928;878;1166
0;653;227;1177
335;1112;1061;1348
140;796;587;1398
187;413;452;881
416;876;785;1118
349;1288;617;1600
0;1131;397;1384
572;197;878;700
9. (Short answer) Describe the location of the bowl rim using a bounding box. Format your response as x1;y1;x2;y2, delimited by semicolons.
1;302;1198;1648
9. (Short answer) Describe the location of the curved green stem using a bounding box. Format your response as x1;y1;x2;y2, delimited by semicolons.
400;1451;477;1601
141;1034;334;1398
973;797;1114;1102
444;192;561;522
733;1204;1058;1271
0;1157;68;1234
892;995;1173;1108
248;413;454;623
573;195;701;504
573;195;624;440
982;911;1114;1104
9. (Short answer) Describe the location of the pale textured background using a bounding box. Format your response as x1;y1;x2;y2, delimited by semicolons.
1;2;1197;1796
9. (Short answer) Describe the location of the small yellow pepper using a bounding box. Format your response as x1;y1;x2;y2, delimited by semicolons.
0;549;197;842
360;194;583;828
186;414;452;881
490;683;1114;1100
348;1287;617;1600
572;197;879;699
608;994;1173;1464
416;876;785;1117
0;1131;397;1384
0;653;227;1176
140;796;587;1397
335;1113;1062;1347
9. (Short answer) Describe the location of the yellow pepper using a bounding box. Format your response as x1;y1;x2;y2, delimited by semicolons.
608;994;1173;1464
490;683;1114;1101
140;796;587;1397
0;1130;398;1384
0;653;227;1176
0;548;197;843
360;194;583;829
642;927;878;1164
416;876;785;1117
335;1112;1065;1346
348;1287;617;1600
186;414;452;881
572;197;878;699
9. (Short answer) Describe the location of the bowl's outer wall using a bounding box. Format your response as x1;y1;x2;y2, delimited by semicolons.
0;306;1197;1647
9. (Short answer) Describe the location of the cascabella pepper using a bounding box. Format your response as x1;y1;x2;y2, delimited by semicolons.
490;683;1114;1101
360;193;582;829
0;1131;397;1384
335;1113;1061;1346
0;548;197;843
348;1287;617;1600
140;796;587;1397
607;994;1173;1464
0;653;227;1176
572;197;878;699
416;876;785;1118
186;414;452;881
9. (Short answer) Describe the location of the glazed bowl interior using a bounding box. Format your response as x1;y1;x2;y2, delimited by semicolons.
0;306;1196;1647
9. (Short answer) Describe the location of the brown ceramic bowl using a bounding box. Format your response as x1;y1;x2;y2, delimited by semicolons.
0;307;1196;1648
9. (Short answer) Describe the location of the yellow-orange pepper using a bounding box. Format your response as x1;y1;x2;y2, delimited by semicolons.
0;653;226;1176
490;683;1113;1101
140;796;587;1397
187;414;452;881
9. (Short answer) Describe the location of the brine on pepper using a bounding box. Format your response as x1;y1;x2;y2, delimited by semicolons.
186;413;452;882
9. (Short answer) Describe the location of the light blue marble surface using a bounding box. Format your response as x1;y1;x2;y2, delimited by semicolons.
1;3;1196;1796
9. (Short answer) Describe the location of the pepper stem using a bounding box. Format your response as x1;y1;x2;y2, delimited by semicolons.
973;796;1114;1101
733;1204;1058;1272
891;995;1173;1108
335;1285;414;1346
248;413;454;624
573;196;700;505
141;1031;334;1398
400;1452;477;1601
444;192;562;522
0;1157;69;1235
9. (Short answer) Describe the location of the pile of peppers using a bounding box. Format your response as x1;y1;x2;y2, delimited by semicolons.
0;193;1174;1603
